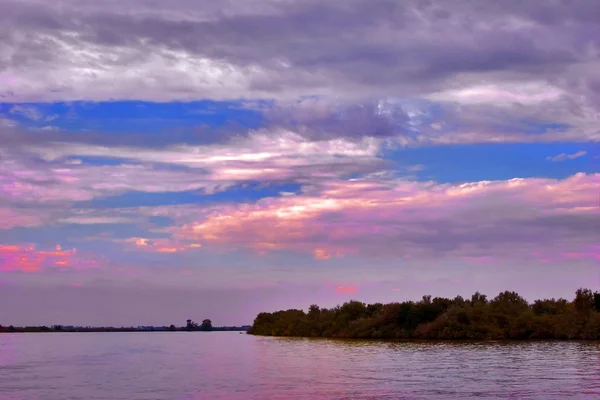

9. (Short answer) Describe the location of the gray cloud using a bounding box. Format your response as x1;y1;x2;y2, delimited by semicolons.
0;0;598;102
1;0;599;145
264;98;412;140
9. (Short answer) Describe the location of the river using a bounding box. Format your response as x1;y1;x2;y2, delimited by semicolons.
0;332;599;399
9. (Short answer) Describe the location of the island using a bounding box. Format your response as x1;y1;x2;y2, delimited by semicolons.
247;288;600;340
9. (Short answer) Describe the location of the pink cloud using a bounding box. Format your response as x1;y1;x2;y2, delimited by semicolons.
177;173;599;261
336;285;357;294
0;244;100;273
0;208;44;230
0;165;93;203
313;248;347;260
314;249;331;260
121;237;202;253
562;249;600;262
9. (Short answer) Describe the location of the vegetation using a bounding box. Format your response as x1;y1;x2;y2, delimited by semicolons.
185;318;214;331
248;288;600;340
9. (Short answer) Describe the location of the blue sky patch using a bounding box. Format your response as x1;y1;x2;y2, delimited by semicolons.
387;142;598;183
0;100;266;140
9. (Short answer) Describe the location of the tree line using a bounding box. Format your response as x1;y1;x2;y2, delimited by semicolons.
185;318;213;331
248;288;600;340
0;318;250;333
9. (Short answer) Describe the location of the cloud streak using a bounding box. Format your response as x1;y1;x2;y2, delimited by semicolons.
0;244;99;272
120;237;202;253
0;126;389;210
181;173;600;261
546;150;587;162
0;208;45;230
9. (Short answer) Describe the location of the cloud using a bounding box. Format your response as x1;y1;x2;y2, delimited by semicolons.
0;128;387;208
0;0;597;109
58;216;135;225
28;130;382;166
2;0;600;325
9;105;44;121
546;150;587;162
336;285;357;295
120;237;202;253
0;244;100;272
0;117;18;127
1;0;600;146
427;82;565;107
0;208;45;230
178;173;600;262
264;98;412;140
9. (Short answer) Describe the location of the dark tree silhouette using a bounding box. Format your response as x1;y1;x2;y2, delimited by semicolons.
248;288;600;340
200;319;213;331
186;319;198;330
594;292;600;311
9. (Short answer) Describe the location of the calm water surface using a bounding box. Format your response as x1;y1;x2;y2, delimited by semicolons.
0;332;599;399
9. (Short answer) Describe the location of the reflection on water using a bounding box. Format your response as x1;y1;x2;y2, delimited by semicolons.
1;332;599;399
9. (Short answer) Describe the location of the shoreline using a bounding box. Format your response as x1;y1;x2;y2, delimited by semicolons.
246;334;600;342
0;328;250;333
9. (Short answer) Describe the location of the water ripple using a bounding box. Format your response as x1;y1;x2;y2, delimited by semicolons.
0;333;599;399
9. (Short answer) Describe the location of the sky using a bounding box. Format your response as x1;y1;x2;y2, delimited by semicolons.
0;0;599;327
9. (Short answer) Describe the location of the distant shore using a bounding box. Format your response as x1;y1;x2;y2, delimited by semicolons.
248;289;600;340
0;326;251;333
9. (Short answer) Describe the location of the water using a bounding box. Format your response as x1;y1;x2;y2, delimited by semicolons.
0;333;599;400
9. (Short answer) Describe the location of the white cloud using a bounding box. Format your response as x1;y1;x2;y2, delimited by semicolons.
31;131;381;166
426;82;565;107
546;150;587;162
9;105;44;121
0;130;386;205
59;216;135;225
